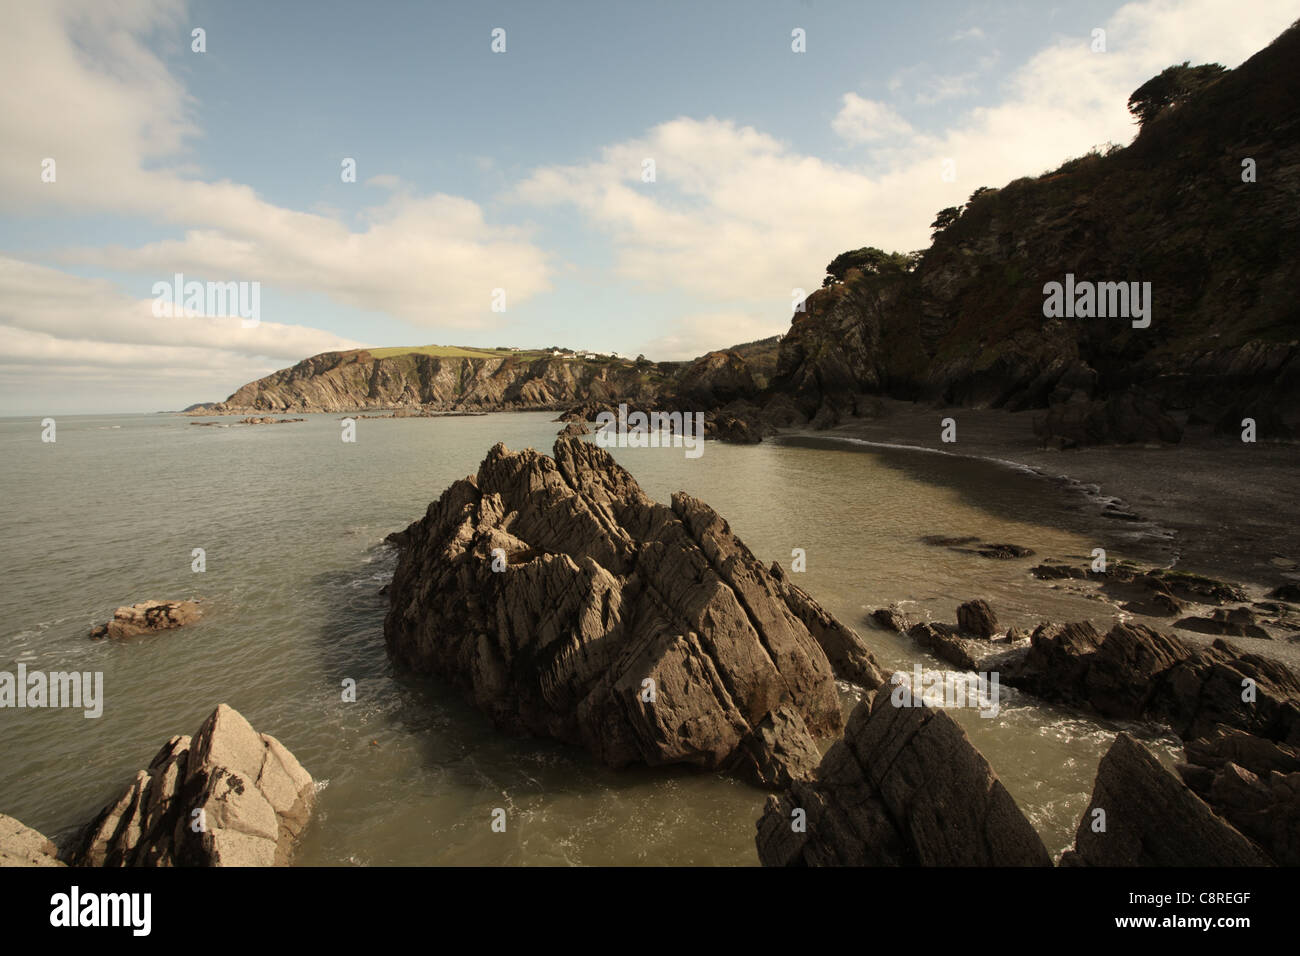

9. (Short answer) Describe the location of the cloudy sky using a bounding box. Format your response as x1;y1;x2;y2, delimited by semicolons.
1;0;1295;414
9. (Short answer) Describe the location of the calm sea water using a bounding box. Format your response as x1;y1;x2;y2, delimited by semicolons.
0;411;1191;864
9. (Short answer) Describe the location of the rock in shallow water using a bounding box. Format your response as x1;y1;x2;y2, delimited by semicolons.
1062;733;1268;866
72;703;314;867
755;687;1051;866
383;437;883;787
90;599;201;640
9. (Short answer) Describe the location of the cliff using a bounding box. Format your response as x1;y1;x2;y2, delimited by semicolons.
769;20;1300;444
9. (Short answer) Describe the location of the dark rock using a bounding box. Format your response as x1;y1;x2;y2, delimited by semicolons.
1060;733;1268;866
756;689;1052;866
1034;390;1182;449
870;606;911;633
1176;607;1272;640
1005;622;1300;744
772;565;886;689
1268;584;1300;602
907;622;980;671
383;438;870;786
557;421;590;438
956;599;998;638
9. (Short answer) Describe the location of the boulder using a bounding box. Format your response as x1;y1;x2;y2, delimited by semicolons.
72;704;314;867
907;622;980;671
1061;733;1268;866
383;438;874;787
90;599;201;640
756;688;1051;866
557;420;590;438
956;599;998;638
0;814;64;867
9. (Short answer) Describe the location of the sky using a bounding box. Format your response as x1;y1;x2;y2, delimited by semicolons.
1;0;1295;414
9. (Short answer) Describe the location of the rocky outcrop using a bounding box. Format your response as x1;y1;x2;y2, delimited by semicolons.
0;814;64;867
383;437;878;787
756;687;1051;866
956;599;998;638
72;704;314;867
1179;727;1300;865
1005;621;1300;743
1062;733;1268;866
766;22;1300;443
90;599;201;640
557;420;590;438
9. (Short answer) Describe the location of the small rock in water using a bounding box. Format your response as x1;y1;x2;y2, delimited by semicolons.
90;599;201;640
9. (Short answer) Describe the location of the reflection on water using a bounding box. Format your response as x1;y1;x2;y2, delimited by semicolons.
0;412;1183;865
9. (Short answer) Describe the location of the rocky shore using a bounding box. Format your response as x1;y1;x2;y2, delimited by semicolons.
383;436;884;787
0;705;313;867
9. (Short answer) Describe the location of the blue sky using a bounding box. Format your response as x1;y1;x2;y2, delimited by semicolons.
1;0;1295;413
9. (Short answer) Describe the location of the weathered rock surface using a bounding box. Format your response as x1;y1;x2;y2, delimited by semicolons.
72;704;313;867
756;688;1051;866
557;420;590;438
1061;733;1269;866
1005;621;1300;743
956;599;998;638
1179;726;1300;865
0;814;64;867
90;599;201;640
907;621;981;671
384;438;877;787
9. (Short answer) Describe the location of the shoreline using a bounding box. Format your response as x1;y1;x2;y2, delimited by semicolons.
780;398;1300;594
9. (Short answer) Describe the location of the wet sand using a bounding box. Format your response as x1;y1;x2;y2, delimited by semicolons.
797;398;1300;592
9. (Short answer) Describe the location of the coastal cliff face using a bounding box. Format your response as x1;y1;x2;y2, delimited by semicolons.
770;22;1300;439
196;341;779;416
205;350;671;414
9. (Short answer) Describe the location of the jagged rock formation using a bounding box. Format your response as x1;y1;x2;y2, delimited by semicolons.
767;22;1300;443
72;704;314;867
1179;726;1300;864
383;437;883;787
0;814;64;867
1004;621;1300;743
755;687;1051;866
1062;733;1269;866
90;599;202;640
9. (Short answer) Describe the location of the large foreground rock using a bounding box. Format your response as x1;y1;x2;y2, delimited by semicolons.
72;704;314;867
0;814;64;867
384;438;879;787
755;687;1051;866
1062;733;1268;866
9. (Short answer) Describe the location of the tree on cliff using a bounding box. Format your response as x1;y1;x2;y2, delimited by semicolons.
824;247;914;284
1127;61;1226;126
930;206;963;239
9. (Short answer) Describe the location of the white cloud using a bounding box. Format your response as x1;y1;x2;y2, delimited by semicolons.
513;0;1296;310
0;1;551;329
832;94;915;143
632;310;789;362
0;256;364;412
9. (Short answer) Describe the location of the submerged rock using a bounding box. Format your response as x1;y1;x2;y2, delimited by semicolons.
90;599;201;640
1061;733;1268;866
383;438;876;787
72;704;314;867
755;688;1051;866
0;814;64;867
